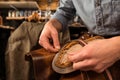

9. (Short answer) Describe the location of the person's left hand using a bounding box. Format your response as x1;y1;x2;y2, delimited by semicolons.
68;37;120;73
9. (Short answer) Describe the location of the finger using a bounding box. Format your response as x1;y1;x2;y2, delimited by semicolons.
72;59;95;71
68;50;86;63
68;45;93;63
51;31;60;51
93;62;112;73
93;65;105;73
39;36;58;52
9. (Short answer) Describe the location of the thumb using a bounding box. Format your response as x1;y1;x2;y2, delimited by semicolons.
51;32;60;51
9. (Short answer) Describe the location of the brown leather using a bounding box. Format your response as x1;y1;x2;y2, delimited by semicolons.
60;61;120;80
60;71;108;80
52;36;104;74
52;39;86;74
25;36;120;80
26;48;60;80
26;47;120;80
26;48;120;80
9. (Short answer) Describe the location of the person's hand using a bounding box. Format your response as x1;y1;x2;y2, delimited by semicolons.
39;19;62;52
68;37;120;73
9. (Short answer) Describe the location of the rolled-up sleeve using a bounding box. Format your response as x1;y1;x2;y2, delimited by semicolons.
51;0;76;30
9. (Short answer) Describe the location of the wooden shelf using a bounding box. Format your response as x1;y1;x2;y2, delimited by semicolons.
6;16;49;20
0;25;15;30
6;17;26;20
0;1;40;9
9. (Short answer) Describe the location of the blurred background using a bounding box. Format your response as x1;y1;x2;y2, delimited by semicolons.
0;1;59;80
0;0;83;80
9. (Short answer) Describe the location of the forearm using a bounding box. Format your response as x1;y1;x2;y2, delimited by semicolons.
51;0;76;31
47;18;62;32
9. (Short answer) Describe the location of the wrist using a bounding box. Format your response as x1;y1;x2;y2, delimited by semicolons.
49;19;62;32
109;36;120;60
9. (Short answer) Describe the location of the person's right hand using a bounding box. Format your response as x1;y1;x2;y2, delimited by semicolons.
39;19;62;52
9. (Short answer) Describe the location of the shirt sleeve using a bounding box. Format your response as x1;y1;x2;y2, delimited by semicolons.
51;0;76;30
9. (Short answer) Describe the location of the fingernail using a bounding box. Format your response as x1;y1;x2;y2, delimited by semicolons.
55;46;60;50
